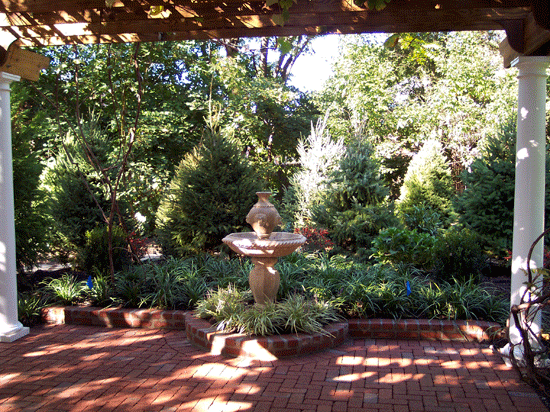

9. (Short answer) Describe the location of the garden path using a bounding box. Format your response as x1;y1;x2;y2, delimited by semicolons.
0;324;546;412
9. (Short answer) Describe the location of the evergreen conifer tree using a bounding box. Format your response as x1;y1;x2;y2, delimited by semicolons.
455;122;550;251
282;114;345;228
312;139;396;252
397;139;455;224
156;128;262;256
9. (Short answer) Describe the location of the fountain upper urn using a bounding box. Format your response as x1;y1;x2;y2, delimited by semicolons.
246;192;282;239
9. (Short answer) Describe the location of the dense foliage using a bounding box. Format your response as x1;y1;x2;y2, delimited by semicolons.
455;122;550;253
42;131;113;252
13;31;541;337
11;92;51;271
316;32;517;194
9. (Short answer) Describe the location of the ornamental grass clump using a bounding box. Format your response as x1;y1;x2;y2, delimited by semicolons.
239;302;285;336
18;292;48;326
202;255;251;290
42;274;86;306
418;278;508;323
114;256;211;310
195;285;252;332
280;294;342;335
195;286;341;336
86;269;114;307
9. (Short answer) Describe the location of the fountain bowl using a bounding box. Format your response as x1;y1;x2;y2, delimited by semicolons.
222;232;306;258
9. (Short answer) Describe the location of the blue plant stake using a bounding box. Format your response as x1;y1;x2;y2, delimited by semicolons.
87;275;94;290
406;280;411;296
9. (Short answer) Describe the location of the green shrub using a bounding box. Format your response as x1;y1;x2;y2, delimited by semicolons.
42;133;113;252
156;127;262;256
371;227;437;269
397;140;455;225
314;203;398;252
431;228;488;283
13;132;50;272
401;204;442;236
78;225;131;274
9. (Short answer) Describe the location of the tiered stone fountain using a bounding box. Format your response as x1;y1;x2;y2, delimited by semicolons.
222;192;306;305
184;192;346;359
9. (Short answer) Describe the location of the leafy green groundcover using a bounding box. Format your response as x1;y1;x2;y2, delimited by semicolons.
20;253;509;333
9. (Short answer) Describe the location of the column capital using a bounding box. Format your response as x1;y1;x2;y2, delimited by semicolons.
0;71;20;83
511;56;550;76
0;72;20;92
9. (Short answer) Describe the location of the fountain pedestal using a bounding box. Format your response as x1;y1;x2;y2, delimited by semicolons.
249;257;279;305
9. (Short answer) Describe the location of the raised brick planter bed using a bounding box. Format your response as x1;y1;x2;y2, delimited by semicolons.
41;306;503;359
185;312;349;360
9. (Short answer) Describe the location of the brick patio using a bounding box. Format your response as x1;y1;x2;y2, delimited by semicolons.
0;324;547;412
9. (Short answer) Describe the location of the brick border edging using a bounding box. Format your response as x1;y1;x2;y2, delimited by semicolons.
348;318;503;342
40;306;187;329
41;306;503;358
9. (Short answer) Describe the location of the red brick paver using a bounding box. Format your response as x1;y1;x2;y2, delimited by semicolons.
0;325;546;412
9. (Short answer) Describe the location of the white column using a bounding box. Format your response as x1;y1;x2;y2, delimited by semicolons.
0;71;28;342
509;56;550;346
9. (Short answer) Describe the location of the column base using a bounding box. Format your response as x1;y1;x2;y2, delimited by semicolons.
0;325;29;342
499;342;550;368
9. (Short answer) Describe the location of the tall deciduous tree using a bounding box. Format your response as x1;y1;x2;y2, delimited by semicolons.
317;31;517;194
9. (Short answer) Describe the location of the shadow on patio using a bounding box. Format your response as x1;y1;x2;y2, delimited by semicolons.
0;324;546;412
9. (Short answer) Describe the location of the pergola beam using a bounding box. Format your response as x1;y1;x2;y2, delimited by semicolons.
0;0;536;47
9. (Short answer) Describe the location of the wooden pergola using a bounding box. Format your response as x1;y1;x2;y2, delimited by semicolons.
0;0;549;349
0;0;549;72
